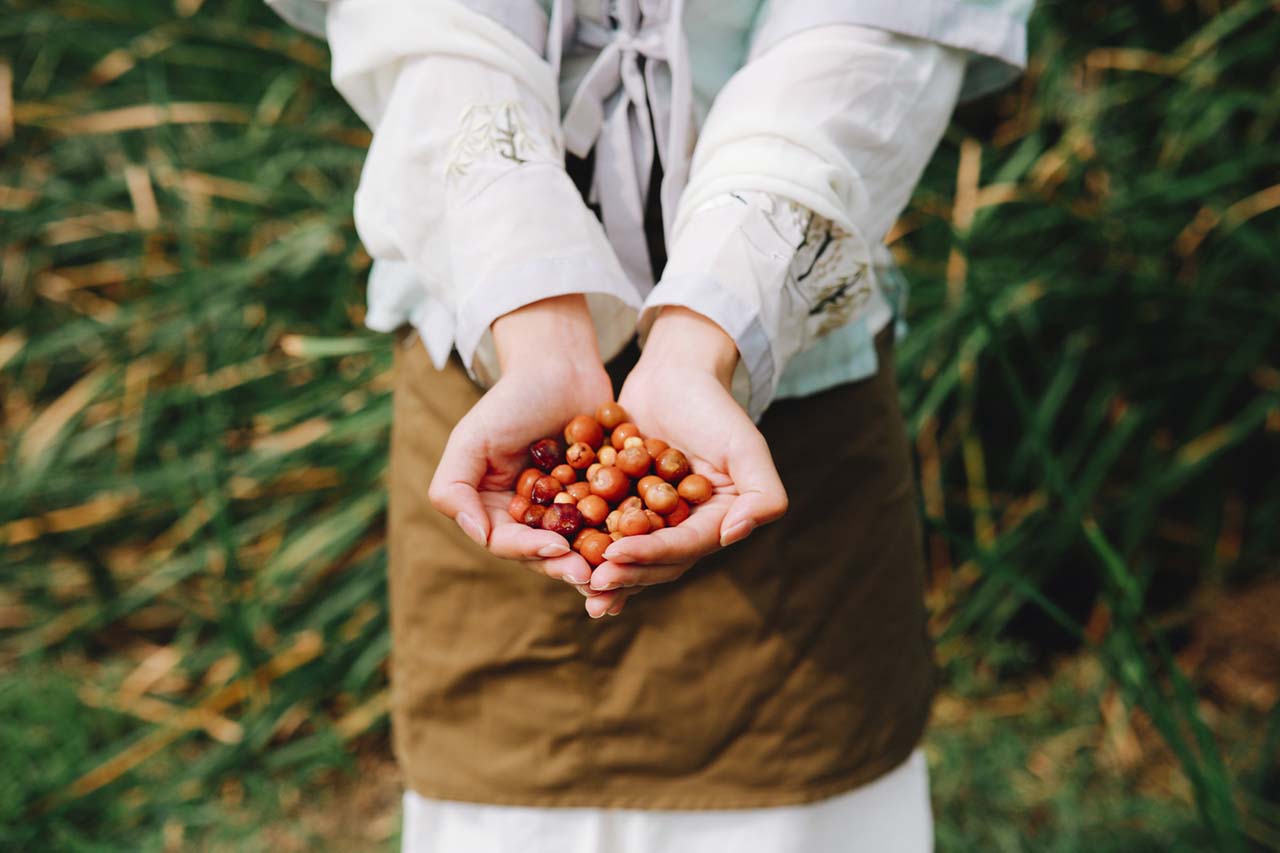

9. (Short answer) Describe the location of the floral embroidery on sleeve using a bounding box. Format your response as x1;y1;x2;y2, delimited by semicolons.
446;102;562;177
701;191;880;345
746;196;877;341
787;210;875;339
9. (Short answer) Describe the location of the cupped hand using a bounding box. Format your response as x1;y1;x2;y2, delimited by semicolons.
585;307;788;616
428;295;612;587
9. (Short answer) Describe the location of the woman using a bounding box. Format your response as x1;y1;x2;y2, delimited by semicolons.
267;0;1031;849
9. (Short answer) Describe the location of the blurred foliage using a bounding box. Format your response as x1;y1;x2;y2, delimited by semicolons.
1;0;1278;849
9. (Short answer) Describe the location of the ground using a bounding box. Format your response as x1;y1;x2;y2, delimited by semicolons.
173;578;1279;852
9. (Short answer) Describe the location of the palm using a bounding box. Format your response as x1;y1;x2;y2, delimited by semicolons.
428;361;612;585
471;368;613;584
603;364;784;565
581;362;786;616
467;368;613;491
619;368;742;499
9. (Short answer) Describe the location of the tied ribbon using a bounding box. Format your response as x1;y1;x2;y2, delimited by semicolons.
551;0;693;293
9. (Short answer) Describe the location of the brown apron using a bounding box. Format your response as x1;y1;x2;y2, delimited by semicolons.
386;327;935;810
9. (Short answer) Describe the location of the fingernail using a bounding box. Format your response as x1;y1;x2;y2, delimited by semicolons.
607;603;624;616
538;543;570;558
564;570;590;584
458;513;486;546
603;550;634;564
590;579;616;591
589;608;605;619
719;520;754;548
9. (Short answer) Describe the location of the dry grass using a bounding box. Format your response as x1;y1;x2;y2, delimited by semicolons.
1;0;1278;849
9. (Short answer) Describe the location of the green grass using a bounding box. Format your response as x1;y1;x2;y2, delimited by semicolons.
1;0;1278;849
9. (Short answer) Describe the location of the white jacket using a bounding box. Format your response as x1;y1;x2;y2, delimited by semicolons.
267;0;1030;419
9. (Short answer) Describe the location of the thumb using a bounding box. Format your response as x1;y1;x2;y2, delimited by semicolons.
428;420;491;547
719;432;788;547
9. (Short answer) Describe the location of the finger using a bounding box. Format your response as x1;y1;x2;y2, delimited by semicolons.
688;459;735;490
720;432;788;546
481;495;592;583
602;496;729;566
520;552;594;585
610;587;644;615
486;511;574;562
427;418;491;546
481;494;573;559
584;587;643;619
589;560;690;591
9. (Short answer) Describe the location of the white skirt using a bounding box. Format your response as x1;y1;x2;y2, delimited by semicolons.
402;749;932;853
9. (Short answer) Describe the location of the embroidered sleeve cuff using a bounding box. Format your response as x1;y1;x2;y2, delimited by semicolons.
640;273;775;422
450;165;643;385
456;253;643;387
639;193;811;421
642;191;893;421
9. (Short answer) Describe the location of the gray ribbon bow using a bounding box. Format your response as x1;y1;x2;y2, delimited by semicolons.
552;0;693;293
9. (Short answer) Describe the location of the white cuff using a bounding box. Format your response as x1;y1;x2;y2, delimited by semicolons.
446;163;642;385
643;191;894;420
640;272;776;422
457;253;643;387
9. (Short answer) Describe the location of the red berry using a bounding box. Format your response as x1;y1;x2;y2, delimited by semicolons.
644;482;679;514
531;475;564;506
655;448;690;482
589;466;630;504
564;415;605;448
677;474;713;505
529;438;565;472
616;446;651;478
566;442;596;470
509;494;532;522
516;468;542;499
540;504;584;538
595;403;629;430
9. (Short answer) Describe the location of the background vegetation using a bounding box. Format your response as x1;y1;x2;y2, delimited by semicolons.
1;0;1277;849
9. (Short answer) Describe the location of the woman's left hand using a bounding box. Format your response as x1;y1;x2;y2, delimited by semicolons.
584;307;789;617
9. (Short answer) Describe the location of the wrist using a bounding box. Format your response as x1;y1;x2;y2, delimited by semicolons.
492;294;601;375
641;306;739;389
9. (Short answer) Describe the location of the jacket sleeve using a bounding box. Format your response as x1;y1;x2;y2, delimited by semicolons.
638;24;966;420
288;0;640;385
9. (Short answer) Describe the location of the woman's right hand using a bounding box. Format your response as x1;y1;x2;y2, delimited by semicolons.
428;295;613;588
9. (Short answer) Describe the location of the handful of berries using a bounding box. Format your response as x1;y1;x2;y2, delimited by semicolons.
508;402;713;567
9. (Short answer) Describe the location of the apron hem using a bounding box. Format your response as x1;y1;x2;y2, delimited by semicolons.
398;733;924;812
